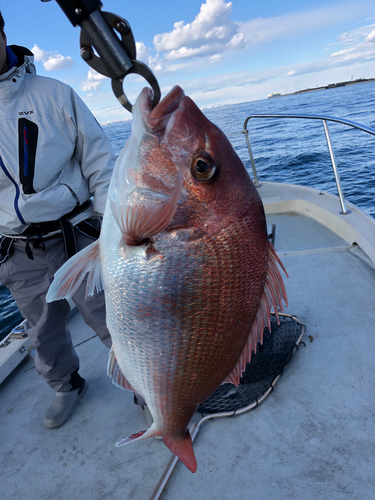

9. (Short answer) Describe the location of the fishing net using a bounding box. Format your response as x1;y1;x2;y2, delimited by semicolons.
197;313;305;414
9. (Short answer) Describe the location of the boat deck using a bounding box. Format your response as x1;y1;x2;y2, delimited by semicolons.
1;191;375;499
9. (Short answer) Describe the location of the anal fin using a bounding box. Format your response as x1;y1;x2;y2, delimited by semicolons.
115;423;160;447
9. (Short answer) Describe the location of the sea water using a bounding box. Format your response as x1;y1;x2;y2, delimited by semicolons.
1;81;374;340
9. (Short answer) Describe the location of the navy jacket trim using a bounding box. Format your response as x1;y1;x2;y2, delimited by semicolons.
0;156;27;225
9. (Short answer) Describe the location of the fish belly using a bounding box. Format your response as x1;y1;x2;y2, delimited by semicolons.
101;211;268;435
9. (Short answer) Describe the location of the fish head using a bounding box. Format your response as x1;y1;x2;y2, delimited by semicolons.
109;85;262;238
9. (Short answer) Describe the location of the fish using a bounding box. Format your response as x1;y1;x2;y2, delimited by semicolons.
46;85;288;473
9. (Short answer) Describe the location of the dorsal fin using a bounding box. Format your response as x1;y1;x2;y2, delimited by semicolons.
223;241;288;387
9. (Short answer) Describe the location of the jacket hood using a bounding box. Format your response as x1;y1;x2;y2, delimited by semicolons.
0;45;36;98
9;45;36;75
0;45;36;80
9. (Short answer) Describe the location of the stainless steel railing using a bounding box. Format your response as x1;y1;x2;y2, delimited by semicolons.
242;114;375;215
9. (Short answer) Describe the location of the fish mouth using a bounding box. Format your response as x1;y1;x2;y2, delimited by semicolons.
139;85;186;136
119;86;187;206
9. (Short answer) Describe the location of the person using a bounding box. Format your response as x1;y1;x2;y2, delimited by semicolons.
0;12;116;428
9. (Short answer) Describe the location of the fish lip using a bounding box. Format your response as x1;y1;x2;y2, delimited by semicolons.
140;85;186;136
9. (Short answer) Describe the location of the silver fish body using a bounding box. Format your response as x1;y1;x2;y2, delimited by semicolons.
47;85;288;473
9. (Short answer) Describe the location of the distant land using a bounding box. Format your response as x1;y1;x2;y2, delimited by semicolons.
268;77;375;98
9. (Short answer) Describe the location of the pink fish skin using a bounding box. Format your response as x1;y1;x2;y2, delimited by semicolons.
102;85;287;472
46;85;287;473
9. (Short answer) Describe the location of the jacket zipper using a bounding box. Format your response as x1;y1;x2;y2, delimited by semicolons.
0;155;26;225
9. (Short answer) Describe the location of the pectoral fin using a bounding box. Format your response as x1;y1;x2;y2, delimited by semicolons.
46;239;102;302
110;171;183;245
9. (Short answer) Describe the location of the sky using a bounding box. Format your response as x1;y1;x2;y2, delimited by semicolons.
1;0;375;123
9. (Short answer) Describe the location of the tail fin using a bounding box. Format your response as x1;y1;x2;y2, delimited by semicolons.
163;431;197;473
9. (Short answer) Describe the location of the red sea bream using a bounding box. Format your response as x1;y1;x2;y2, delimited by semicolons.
47;85;288;473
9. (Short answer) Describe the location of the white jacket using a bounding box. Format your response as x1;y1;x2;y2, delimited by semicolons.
0;45;116;236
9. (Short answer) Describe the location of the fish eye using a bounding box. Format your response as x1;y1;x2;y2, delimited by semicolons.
191;152;217;181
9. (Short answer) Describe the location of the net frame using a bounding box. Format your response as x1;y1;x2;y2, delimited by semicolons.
198;313;305;414
151;313;305;500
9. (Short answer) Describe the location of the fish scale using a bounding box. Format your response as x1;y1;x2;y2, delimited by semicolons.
104;215;268;426
46;85;288;472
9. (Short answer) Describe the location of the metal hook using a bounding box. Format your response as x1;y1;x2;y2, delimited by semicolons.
41;1;161;112
79;10;161;112
79;11;136;80
111;60;161;112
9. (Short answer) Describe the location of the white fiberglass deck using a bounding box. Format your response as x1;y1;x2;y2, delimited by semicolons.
1;184;375;500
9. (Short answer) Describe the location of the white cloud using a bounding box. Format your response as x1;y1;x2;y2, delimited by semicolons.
331;47;357;58
281;42;375;79
143;1;371;75
178;69;274;97
239;3;370;47
80;69;108;92
75;2;375;122
164;40;246;60
210;54;221;63
170;17;375;105
263;22;375;81
136;42;151;65
365;30;375;42
148;55;195;76
31;44;74;71
153;0;245;61
338;32;357;45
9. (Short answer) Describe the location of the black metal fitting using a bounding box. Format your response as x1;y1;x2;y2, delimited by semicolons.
54;0;103;27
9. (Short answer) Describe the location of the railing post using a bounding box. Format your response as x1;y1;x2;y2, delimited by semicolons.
243;125;260;188
322;120;350;215
242;113;375;215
